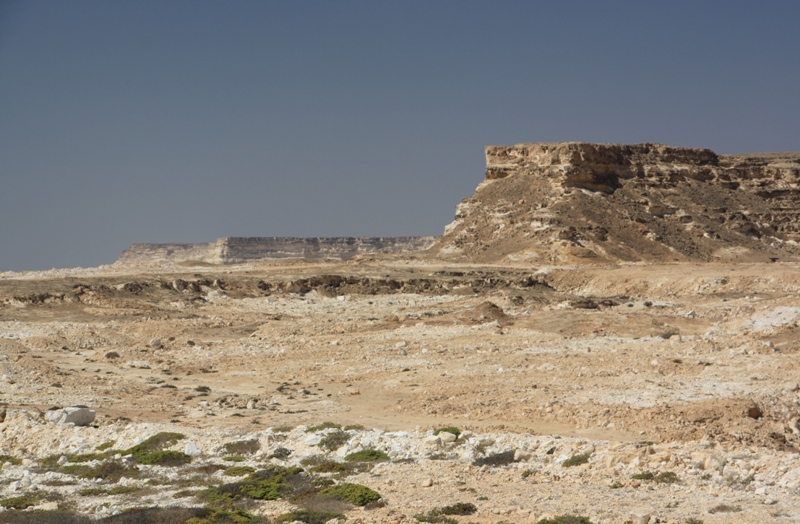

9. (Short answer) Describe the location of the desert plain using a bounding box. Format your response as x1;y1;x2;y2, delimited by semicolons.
2;142;800;524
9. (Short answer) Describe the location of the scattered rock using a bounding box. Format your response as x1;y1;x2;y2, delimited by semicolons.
45;406;95;426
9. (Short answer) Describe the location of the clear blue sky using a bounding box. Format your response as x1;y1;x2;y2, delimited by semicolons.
1;1;798;270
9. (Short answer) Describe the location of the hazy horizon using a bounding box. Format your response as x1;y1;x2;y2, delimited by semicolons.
2;1;799;271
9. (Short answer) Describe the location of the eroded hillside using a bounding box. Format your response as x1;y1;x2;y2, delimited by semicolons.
435;143;800;264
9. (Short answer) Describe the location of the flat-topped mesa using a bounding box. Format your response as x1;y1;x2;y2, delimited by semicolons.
486;142;719;181
116;236;437;265
216;236;437;264
484;142;800;194
437;142;800;263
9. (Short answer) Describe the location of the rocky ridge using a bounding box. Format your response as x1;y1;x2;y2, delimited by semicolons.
436;142;800;263
117;237;437;266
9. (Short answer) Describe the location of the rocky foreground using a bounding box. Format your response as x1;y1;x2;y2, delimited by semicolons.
2;406;800;524
2;258;800;523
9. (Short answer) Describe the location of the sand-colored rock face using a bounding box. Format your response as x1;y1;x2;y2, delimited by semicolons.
438;142;800;263
117;236;437;265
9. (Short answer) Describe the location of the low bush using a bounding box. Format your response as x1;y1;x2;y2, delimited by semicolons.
535;516;594;524
562;453;591;468
224;466;256;477
319;483;381;506
319;430;349;452
344;449;389;462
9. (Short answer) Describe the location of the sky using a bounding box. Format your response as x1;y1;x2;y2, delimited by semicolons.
1;1;799;271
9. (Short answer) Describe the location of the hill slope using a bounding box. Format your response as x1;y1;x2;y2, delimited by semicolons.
434;142;800;263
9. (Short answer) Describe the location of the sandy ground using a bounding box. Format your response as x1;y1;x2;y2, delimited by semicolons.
2;258;800;523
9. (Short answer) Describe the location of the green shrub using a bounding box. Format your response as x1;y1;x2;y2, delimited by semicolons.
319;482;381;506
319;430;349;452
96;441;116;451
632;470;679;483
562;453;591;467
413;510;457;524
222;440;260;456
708;504;741;514
344;449;389;462
344;424;365;431
0;494;44;510
201;465;304;503
114;432;191;466
225;466;256;477
654;471;679;484
433;427;461;439
535;516;594;524
310;461;349;474
62;460;139;482
78;485;140;496
276;509;345;524
223;456;246;462
0;455;22;466
440;502;477;515
133;450;191;466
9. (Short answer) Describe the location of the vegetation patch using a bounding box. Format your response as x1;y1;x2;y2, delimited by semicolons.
319;483;381;506
708;504;741;514
222;440;260;456
224;466;255;477
344;449;389;462
343;424;365;431
276;509;345;524
0;456;22;467
310;461;349;474
632;470;679;484
96;441;116;451
135;450;192;466
318;430;349;452
62;460;139;482
223;456;246;463
472;450;515;467
413;510;457;524
0;493;44;510
122;432;191;466
562;453;591;468
200;465;305;503
440;502;477;515
535;516;594;524
183;506;260;524
78;486;140;497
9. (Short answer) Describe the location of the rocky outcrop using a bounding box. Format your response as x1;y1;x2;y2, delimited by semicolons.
117;236;436;265
437;142;800;263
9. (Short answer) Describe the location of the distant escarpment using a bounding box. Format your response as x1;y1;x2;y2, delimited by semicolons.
117;236;437;265
435;142;800;263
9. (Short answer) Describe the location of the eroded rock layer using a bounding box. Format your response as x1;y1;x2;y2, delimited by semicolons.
117;236;437;265
436;142;800;263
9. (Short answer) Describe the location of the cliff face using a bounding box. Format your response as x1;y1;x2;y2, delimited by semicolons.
436;142;800;263
117;236;437;265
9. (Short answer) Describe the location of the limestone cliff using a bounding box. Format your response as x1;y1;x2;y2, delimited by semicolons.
436;142;800;263
117;236;436;265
